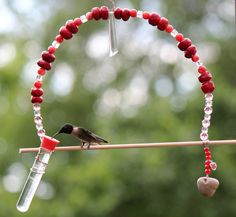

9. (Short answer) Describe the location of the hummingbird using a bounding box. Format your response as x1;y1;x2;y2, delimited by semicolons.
52;123;108;148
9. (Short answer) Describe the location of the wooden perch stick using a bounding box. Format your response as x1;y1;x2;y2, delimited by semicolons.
19;140;236;154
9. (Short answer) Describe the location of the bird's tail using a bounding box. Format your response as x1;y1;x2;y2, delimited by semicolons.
96;136;108;143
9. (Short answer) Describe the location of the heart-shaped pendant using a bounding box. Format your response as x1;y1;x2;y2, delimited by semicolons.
197;176;219;198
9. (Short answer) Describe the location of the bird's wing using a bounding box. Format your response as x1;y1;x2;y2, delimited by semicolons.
80;127;108;143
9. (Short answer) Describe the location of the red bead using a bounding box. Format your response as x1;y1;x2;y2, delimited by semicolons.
198;65;207;74
31;88;44;97
37;68;46;76
165;24;173;33
157;17;168;31
205;164;210;169
192;55;199;62
122;8;130;21
37;60;51;70
143;12;150;19
198;72;212;83
130;9;137;17
201;81;215;94
100;6;109;20
42;51;55;63
66;20;78;33
178;38;192;51
31;96;43;104
74;18;82;26
205;161;211;166
86;12;93;20
48;46;56;54
92;7;101;20
205;169;211;175
59;26;73;40
175;33;184;42
114;8;122;19
184;45;197;58
204;147;209;151
205;152;211;157
34;81;42;88
148;13;160;26
206;156;212;161
56;35;64;43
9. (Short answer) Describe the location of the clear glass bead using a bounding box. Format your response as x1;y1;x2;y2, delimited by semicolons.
37;129;45;138
33;104;41;112
36;123;43;131
210;161;217;171
137;10;143;18
34;110;41;117
200;132;208;141
195;61;203;67
201;127;208;133
204;106;213;115
52;40;60;49
205;93;213;102
205;101;213;107
170;29;178;37
204;114;211;121
80;15;88;23
202;119;210;128
36;75;43;82
34;116;42;125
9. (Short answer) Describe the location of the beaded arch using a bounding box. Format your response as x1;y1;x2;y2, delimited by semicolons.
31;6;216;177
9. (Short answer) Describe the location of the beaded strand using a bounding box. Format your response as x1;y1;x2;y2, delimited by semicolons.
30;7;216;176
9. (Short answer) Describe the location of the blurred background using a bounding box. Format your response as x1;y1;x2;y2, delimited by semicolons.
0;0;236;216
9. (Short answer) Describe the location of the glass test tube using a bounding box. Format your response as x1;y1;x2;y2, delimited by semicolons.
109;11;118;56
16;148;51;212
17;136;59;213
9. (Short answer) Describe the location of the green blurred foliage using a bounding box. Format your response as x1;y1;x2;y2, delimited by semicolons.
0;0;236;216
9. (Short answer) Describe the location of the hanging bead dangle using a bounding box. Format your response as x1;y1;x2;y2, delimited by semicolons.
107;0;118;56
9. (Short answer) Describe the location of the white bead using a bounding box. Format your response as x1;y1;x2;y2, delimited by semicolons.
80;15;88;23
34;110;41;117
195;61;203;67
201;127;208;133
205;93;213;102
137;10;143;18
34;116;42;125
202;119;210;128
170;29;178;37
33;104;41;111
200;132;208;141
36;75;43;82
204;106;213;115
37;129;46;137
52;40;60;49
210;161;217;171
205;101;213;107
36;123;43;130
204;114;211;121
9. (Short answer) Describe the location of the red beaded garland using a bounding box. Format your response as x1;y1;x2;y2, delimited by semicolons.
148;13;160;26
92;7;101;20
31;88;44;97
122;8;130;21
175;33;184;42
66;20;78;33
198;72;212;83
178;38;192;51
100;6;109;20
201;81;215;93
130;9;137;17
114;8;122;19
142;11;150;19
48;46;56;54
165;24;173;33
31;96;43;104
157;17;168;31
42;51;55;63
184;45;197;58
34;81;42;88
37;60;51;70
59;26;73;40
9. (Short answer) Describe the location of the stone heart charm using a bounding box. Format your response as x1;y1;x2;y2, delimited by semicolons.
197;177;219;198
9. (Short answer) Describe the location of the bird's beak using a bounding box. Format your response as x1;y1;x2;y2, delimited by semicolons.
51;132;59;138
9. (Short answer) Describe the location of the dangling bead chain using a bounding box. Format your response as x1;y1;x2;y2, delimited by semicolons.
30;7;216;174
